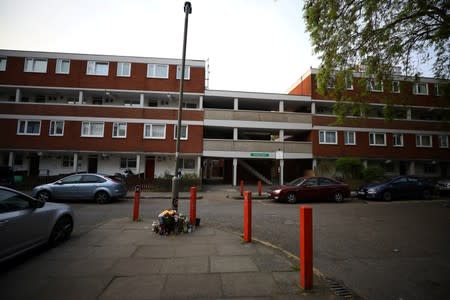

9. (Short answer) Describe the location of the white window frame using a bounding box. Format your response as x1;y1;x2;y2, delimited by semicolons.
120;157;137;169
392;133;404;147
319;130;337;144
55;59;70;74
392;80;400;93
86;61;109;76
147;64;169;78
368;79;383;92
112;122;127;138
434;84;441;96
17;120;41;135
438;135;448;148
369;132;386;146
116;62;131;77
0;57;6;71
181;158;195;170
413;82;429;95
49;120;64;136
144;124;166;139
62;155;74;168
173;125;188;140
176;65;191;80
81;121;104;137
345;75;353;90
416;134;433;148
24;58;48;73
344;131;356;145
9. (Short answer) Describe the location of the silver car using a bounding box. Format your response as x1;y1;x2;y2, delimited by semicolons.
0;186;73;263
32;173;128;204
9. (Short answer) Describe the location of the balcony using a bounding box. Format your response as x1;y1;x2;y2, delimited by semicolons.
204;109;312;125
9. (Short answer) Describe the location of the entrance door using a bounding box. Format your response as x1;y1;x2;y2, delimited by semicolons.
29;154;40;176
88;156;98;173
145;158;155;180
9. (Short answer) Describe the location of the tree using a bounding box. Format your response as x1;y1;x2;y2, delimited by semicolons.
303;0;450;115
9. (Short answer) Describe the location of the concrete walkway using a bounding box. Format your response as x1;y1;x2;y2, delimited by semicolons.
0;217;341;300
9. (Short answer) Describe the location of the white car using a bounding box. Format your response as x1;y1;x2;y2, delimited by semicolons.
436;179;450;196
0;186;74;263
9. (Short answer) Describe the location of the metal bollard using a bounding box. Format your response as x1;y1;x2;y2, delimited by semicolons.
243;191;252;242
133;184;141;221
258;180;262;196
300;206;313;290
240;180;244;196
189;186;197;226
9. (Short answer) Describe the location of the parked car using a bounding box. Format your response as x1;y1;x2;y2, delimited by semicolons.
268;176;351;204
32;173;127;204
0;186;73;263
0;166;14;187
436;178;450;196
357;176;434;201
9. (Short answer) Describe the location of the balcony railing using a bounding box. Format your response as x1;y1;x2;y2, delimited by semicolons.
204;109;312;124
203;139;312;155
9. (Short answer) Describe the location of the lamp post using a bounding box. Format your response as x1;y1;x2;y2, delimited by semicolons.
171;1;192;210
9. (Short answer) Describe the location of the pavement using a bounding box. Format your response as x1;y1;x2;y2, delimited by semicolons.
0;186;349;299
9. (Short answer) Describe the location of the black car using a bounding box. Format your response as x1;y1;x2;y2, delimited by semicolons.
358;176;434;201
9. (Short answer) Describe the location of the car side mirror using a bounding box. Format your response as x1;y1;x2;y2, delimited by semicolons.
55;180;63;185
32;199;45;208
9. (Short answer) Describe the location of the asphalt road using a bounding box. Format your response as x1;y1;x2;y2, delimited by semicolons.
45;188;450;300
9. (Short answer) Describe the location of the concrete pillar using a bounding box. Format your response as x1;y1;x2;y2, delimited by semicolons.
409;161;415;175
8;152;14;167
233;158;238;186
279;129;284;142
363;160;368;168
78;91;83;104
197;156;201;177
15;88;21;102
312;159;318;173
73;153;78;173
279;100;284;112
136;154;141;175
311;102;316;114
234;97;238;111
280;159;284;185
199;95;203;109
140;94;145;107
233;128;238;141
407;108;412;120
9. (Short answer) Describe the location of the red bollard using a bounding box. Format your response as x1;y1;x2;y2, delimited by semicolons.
300;206;313;290
258;180;262;196
243;191;252;242
240;180;244;196
190;186;197;226
133;185;141;221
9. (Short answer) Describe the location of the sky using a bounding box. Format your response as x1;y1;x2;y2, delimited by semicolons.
0;0;320;93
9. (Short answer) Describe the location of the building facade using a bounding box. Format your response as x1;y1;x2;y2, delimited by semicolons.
0;50;448;186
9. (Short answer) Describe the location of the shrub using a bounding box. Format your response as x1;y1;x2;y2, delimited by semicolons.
335;157;363;179
362;166;385;182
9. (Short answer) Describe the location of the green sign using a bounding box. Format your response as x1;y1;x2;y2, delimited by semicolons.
250;152;270;157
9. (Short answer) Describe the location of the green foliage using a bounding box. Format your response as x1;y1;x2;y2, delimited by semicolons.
335;157;363;179
362;166;385;182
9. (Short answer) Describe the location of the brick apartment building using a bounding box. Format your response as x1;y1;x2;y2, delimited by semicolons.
0;50;449;185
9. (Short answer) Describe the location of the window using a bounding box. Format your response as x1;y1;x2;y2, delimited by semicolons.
434;84;441;96
424;163;437;174
344;131;356;145
147;64;169;78
392;81;400;93
24;58;48;73
17;120;41;135
86;61;109;76
144;124;166;139
319;130;337;144
112;122;127;138
174;125;188;140
345;75;353;90
60;174;82;184
413;82;428;95
0;189;32;213
182;158;195;170
438;135;448;148
369;132;386;146
49;120;64;136
368;79;383;92
176;65;190;80
55;59;70;74
326;75;335;88
62;155;74;167
392;133;404;147
416;134;432;147
81;121;104;137
0;57;6;71
117;62;131;77
120;157;137;169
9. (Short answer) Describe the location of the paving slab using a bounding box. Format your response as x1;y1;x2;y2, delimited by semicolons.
210;255;259;273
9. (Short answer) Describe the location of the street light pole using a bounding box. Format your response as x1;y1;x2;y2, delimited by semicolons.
171;1;192;210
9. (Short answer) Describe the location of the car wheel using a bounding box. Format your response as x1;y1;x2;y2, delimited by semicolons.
334;192;344;203
382;191;392;201
95;191;110;204
422;189;432;200
36;190;51;202
286;192;297;204
49;216;73;247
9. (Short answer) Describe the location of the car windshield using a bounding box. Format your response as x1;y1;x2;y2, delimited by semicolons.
286;177;306;186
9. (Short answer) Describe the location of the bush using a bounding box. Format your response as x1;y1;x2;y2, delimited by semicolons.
362;166;385;182
152;173;201;192
335;157;363;180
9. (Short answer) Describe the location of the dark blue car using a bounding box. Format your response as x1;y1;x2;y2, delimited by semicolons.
358;176;434;201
